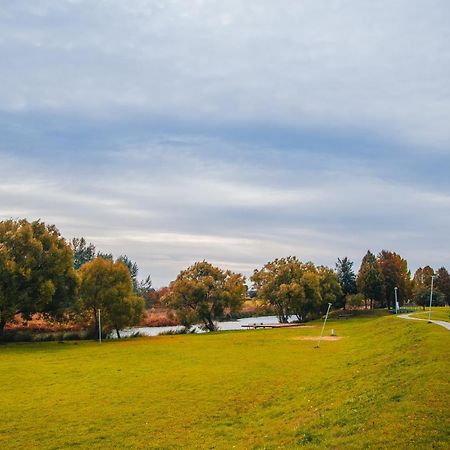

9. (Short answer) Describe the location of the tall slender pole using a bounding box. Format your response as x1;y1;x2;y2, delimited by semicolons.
316;303;332;348
98;308;102;344
428;276;435;322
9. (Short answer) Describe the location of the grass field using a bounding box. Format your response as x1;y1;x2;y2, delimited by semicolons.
409;306;450;323
1;312;449;449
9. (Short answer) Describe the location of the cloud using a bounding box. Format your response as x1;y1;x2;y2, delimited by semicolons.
1;133;449;285
0;1;449;284
0;0;449;148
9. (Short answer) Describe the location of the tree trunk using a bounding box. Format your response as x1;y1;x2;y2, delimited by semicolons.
0;318;6;343
93;307;99;340
116;327;121;339
206;317;216;331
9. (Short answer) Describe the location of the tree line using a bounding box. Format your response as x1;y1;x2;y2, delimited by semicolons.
0;220;148;340
1;219;449;340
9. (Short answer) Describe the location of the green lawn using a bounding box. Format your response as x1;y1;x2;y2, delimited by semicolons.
409;306;450;323
1;313;449;449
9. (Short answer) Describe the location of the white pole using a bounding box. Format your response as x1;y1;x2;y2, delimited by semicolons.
394;287;398;313
98;308;102;344
428;276;435;322
316;303;332;348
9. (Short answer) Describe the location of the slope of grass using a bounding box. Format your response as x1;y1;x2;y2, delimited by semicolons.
409;306;450;322
1;313;449;449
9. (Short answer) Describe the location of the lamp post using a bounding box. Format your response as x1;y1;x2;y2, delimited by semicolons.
428;276;435;322
98;308;102;344
316;303;332;348
394;287;399;314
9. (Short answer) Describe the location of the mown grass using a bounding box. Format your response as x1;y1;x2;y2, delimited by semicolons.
409;306;450;322
1;312;449;449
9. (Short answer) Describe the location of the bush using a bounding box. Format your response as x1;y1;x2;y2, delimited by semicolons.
158;327;194;336
346;293;365;309
1;330;91;343
414;287;446;309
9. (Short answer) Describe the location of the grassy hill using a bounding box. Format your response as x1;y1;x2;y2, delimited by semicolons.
1;312;448;449
409;306;450;323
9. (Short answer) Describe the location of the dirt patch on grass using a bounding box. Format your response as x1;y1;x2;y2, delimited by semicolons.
293;336;344;341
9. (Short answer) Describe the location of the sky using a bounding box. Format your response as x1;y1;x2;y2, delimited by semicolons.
1;0;449;287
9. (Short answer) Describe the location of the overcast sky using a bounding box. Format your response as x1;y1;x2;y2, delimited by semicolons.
1;0;449;286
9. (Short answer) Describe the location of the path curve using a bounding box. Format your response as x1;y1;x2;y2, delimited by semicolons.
398;313;450;331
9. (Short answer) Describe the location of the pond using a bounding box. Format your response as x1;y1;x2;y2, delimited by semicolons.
115;315;289;338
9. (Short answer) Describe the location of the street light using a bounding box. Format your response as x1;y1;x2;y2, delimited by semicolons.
316;303;332;348
428;275;435;322
98;308;102;344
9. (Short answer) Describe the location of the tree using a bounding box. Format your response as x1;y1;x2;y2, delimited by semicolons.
117;255;139;291
251;257;303;323
317;266;343;313
78;257;145;338
294;269;322;321
97;252;113;261
164;261;246;331
0;219;78;340
346;293;365;309
414;286;445;309
251;257;331;323
335;257;357;309
137;276;153;307
377;250;411;309
434;267;450;305
357;251;385;308
413;266;434;290
71;237;96;269
110;255;152;300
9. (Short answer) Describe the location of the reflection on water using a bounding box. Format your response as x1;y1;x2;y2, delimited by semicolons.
115;315;291;338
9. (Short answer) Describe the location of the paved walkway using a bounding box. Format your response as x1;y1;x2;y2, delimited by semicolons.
398;313;450;331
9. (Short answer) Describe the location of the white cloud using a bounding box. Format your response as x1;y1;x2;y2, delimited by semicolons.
1;1;449;284
0;0;449;148
1;137;449;285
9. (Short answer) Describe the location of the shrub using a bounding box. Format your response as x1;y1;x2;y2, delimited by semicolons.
346;293;365;309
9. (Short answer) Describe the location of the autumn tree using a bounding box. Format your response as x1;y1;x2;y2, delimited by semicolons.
317;266;343;313
377;250;411;309
78;257;145;338
0;219;78;340
413;266;434;290
434;267;450;305
164;261;246;331
293;268;322;321
251;258;339;323
251;257;303;323
335;257;357;309
357;251;385;308
71;237;96;269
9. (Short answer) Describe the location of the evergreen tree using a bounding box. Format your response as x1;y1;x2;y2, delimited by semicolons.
71;237;96;269
117;255;139;292
357;250;385;308
335;257;357;309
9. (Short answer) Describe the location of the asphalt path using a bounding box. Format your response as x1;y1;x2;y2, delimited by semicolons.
398;313;450;331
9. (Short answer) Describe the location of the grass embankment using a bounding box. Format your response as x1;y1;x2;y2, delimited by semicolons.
409;306;450;323
1;313;449;449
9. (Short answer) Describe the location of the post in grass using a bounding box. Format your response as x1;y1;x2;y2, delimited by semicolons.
98;308;102;344
428;275;435;322
316;303;332;348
